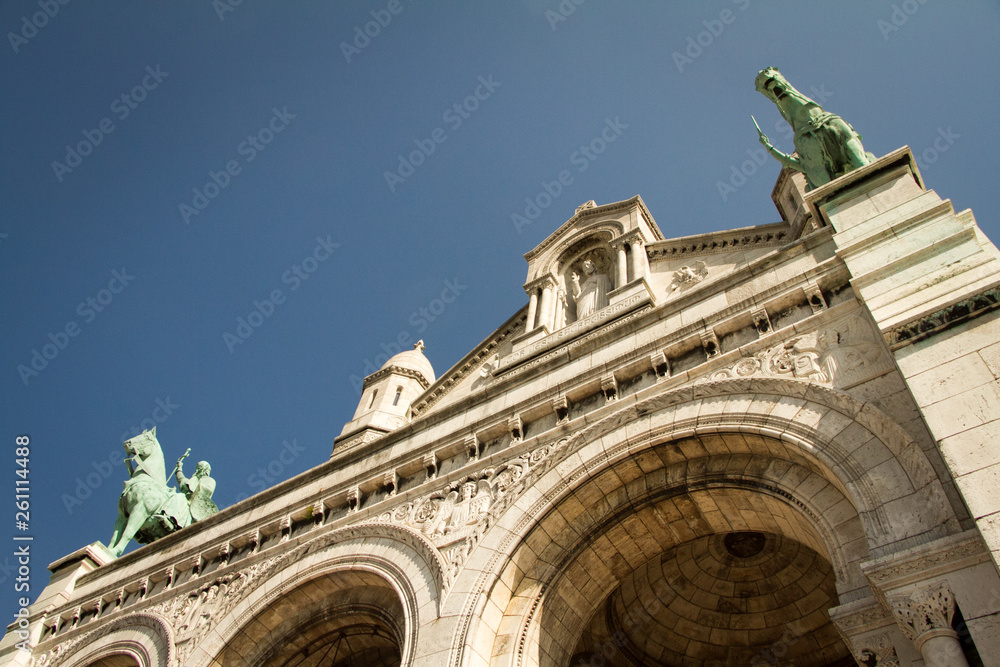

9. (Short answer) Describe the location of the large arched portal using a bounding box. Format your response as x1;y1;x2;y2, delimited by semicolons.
218;570;404;666
488;430;888;666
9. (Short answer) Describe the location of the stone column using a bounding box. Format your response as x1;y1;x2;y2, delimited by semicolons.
889;583;969;667
525;290;538;332
537;278;555;332
613;241;628;289
629;237;647;282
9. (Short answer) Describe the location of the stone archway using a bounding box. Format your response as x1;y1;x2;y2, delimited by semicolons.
447;379;960;667
197;524;446;667
505;434;861;666
232;570;404;666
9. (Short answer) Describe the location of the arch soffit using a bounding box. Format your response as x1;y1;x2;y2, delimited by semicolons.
193;522;446;667
50;612;174;667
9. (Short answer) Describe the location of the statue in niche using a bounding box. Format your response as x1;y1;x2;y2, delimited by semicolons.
754;67;875;190
570;259;611;319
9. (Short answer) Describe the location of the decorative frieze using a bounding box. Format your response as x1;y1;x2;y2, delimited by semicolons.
884;282;1000;349
696;314;891;388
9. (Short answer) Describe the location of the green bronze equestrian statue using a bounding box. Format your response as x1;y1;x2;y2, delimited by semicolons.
754;67;875;190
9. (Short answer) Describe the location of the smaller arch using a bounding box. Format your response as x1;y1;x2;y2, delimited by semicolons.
52;613;174;667
198;523;446;667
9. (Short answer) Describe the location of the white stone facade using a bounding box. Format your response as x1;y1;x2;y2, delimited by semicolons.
4;147;1000;665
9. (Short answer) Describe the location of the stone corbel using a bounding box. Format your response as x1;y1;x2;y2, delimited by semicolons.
424;453;438;480
701;331;721;359
247;528;261;553
601;374;618;401
163;565;175;591
218;541;231;566
312;500;325;527
650;351;669;378
347;486;361;513
508;415;523;443
189;555;203;578
805;281;827;314
466;434;481;461
552;396;569;423
382;471;399;497
279;515;292;542
752;307;772;334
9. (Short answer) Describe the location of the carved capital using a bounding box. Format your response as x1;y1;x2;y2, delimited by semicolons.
888;582;957;644
854;631;900;666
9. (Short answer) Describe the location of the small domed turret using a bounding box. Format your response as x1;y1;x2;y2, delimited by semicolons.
334;341;435;453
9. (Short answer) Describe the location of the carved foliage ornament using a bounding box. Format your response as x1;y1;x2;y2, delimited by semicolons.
370;438;568;578
887;582;956;643
697;314;889;388
854;631;900;667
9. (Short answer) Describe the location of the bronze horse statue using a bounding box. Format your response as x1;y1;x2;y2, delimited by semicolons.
108;428;192;557
754;67;875;189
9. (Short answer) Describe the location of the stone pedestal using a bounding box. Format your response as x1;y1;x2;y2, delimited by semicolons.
810;147;1000;574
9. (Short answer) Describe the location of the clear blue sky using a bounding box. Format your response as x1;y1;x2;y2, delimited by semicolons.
2;1;998;620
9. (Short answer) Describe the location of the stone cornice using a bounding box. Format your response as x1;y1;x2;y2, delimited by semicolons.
361;365;431;391
523;195;663;262
861;530;989;591
409;309;526;417
884;281;1000;350
646;222;791;260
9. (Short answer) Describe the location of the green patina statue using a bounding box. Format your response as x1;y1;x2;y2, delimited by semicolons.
754;67;875;189
107;427;218;557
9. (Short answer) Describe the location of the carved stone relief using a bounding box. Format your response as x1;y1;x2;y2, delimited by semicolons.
696;313;891;388
370;438;569;577
887;582;957;643
667;260;708;294
854;631;900;667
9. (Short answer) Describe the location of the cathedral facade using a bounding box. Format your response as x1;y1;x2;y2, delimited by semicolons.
4;147;1000;665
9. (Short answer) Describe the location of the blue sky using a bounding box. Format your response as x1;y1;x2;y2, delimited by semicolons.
2;1;998;620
